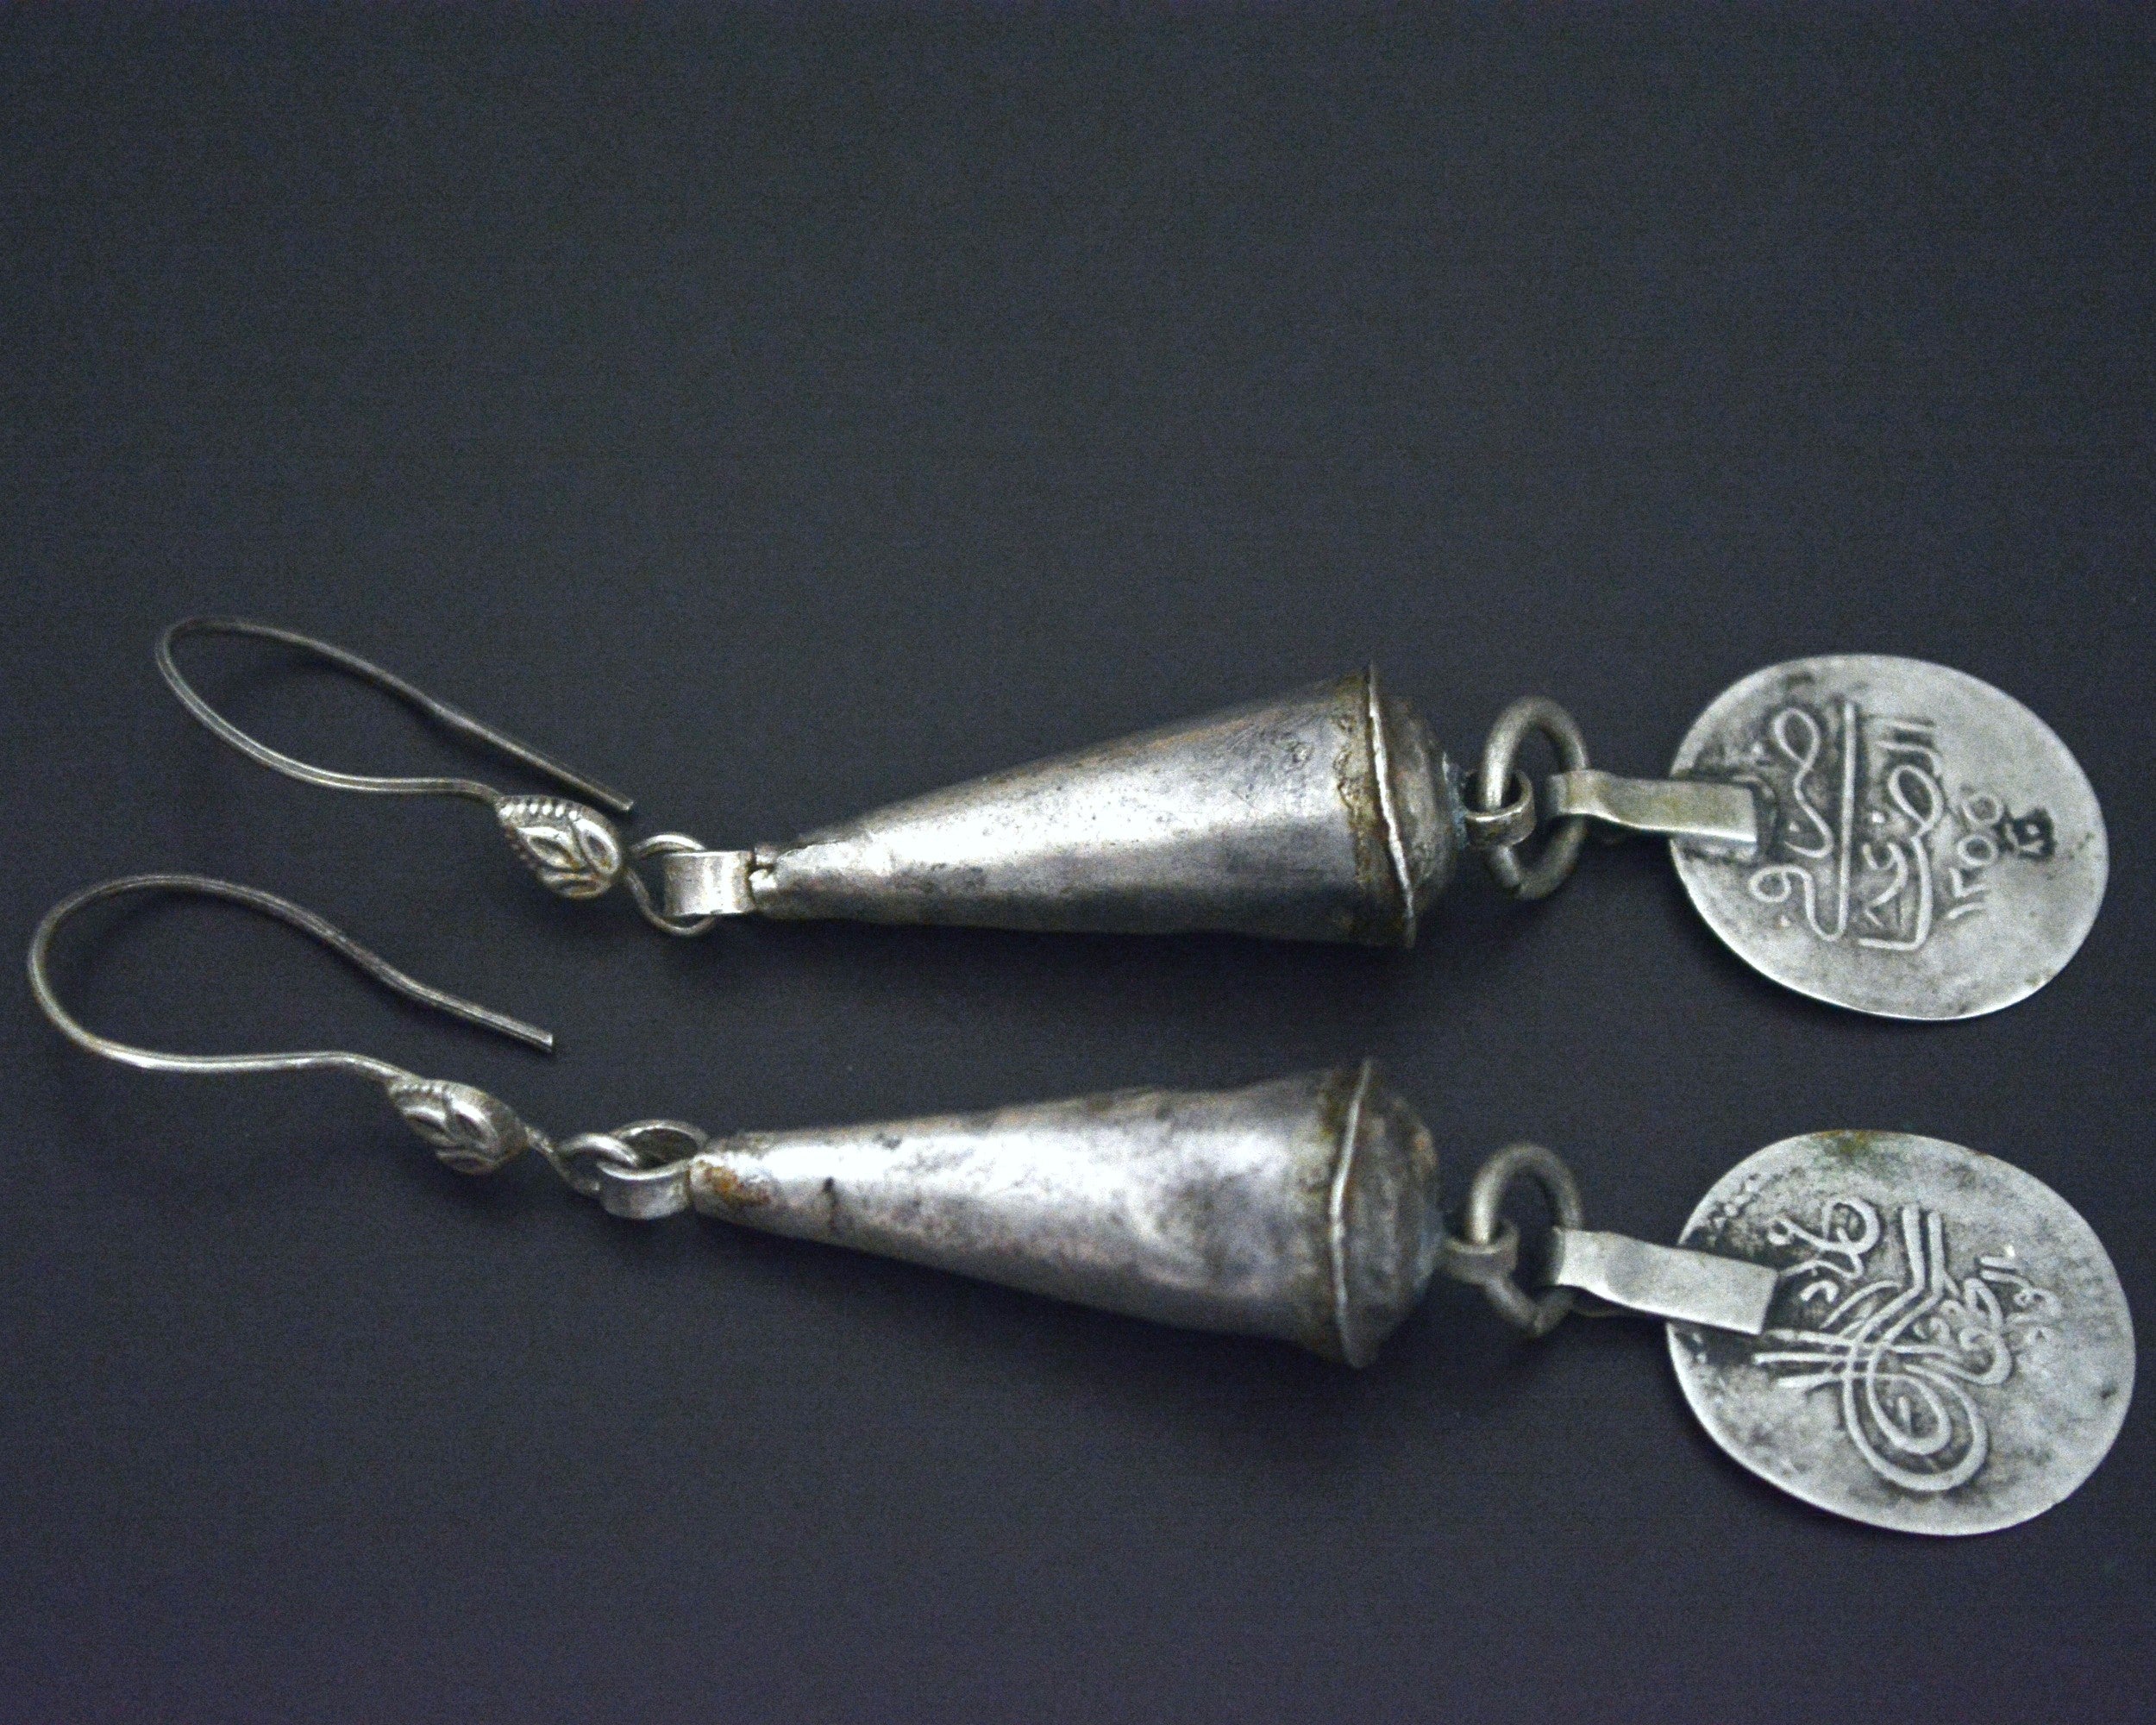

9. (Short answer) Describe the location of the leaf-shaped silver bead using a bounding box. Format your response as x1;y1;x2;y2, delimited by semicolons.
495;795;624;900
387;1078;536;1175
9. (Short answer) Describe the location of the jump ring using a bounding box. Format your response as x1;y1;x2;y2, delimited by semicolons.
548;1131;644;1199
1477;698;1590;901
1455;1142;1584;1336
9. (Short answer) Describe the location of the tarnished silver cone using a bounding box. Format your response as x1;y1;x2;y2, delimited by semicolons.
683;1062;1442;1365
672;670;1461;945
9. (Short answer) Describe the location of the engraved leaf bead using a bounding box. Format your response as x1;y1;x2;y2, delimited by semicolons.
495;795;624;900
387;1078;535;1175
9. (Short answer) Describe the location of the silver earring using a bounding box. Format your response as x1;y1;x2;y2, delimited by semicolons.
162;618;2105;1019
32;874;2132;1534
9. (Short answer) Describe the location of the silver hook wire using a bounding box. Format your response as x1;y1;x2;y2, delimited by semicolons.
156;617;636;814
156;618;713;921
28;874;555;1086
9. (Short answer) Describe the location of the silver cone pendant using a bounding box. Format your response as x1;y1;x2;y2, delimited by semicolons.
651;1063;1441;1364
666;670;1461;945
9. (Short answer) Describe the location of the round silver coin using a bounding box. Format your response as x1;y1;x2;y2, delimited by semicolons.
1668;1132;2133;1535
1669;655;2106;1019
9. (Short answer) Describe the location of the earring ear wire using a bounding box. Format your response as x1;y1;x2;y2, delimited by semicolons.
156;619;716;933
28;872;556;1174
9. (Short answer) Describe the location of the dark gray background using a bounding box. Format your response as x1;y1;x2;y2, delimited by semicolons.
3;10;2150;1722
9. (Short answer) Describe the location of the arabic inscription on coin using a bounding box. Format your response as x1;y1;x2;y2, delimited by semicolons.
1668;1132;2133;1534
1670;656;2105;1019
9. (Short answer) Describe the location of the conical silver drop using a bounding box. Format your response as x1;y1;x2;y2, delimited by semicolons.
735;670;1460;946
686;1063;1443;1364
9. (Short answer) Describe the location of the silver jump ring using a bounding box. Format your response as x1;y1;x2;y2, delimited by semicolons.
1457;1142;1584;1336
625;835;719;937
1477;698;1590;901
546;1120;709;1201
548;1131;646;1198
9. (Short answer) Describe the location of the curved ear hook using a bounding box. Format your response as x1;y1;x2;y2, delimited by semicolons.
29;874;557;1174
158;617;635;813
157;618;691;915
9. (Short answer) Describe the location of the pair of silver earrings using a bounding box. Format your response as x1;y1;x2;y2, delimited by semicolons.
32;618;2130;1534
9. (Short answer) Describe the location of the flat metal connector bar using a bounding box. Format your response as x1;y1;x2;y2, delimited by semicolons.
1544;769;1759;854
1545;1227;1776;1334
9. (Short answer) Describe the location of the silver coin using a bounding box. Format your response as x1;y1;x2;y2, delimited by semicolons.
1668;1132;2133;1534
1669;655;2106;1019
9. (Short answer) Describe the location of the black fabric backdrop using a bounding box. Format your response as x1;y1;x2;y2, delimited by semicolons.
2;11;2150;1722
